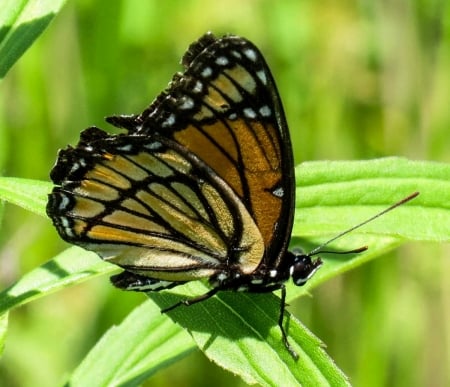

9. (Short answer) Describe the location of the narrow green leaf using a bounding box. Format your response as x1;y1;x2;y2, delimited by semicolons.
294;157;450;241
0;312;8;357
0;177;51;217
0;247;115;315
0;0;67;78
67;299;195;387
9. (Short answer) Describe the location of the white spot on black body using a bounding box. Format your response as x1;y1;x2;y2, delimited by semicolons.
145;141;163;150
289;266;295;276
61;217;74;237
130;280;174;291
61;217;70;228
257;70;267;85
259;105;271;117
193;80;203;93
69;163;80;174
59;194;70;210
243;108;256;119
216;56;229;66
117;144;133;152
272;186;284;198
243;48;257;62
217;272;228;282
237;285;249;292
293;265;322;286
179;96;195;110
201;67;212;78
231;50;242;59
161;114;176;128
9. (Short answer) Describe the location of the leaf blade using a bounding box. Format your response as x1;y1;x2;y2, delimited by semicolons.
1;158;447;385
150;285;350;386
0;177;51;217
67;300;195;387
294;158;450;241
0;247;114;315
0;0;67;78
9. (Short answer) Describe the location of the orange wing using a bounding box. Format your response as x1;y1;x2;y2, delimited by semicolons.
107;33;295;268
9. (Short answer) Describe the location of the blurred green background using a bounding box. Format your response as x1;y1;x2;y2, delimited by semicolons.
0;1;449;386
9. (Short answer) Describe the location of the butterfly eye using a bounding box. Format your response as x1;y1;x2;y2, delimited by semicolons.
290;253;323;286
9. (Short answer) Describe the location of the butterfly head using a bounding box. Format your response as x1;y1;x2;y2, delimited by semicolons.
289;251;323;286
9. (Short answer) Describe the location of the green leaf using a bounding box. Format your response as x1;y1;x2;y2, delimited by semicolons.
0;247;115;315
67;299;195;387
151;285;350;386
0;158;447;385
68;284;350;386
0;0;67;79
289;157;450;298
0;312;8;357
0;177;51;217
294;157;449;241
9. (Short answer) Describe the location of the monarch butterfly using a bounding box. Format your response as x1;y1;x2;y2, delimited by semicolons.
47;32;418;359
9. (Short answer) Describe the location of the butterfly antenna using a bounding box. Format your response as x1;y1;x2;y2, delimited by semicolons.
307;192;419;257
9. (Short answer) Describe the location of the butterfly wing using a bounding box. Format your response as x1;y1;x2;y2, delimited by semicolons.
107;33;295;269
48;127;264;285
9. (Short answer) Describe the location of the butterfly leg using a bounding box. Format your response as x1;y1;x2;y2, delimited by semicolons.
278;284;299;360
161;287;220;313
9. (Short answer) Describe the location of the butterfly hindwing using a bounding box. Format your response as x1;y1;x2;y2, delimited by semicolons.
48;127;265;283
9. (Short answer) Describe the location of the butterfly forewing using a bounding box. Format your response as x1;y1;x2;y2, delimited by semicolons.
107;33;295;268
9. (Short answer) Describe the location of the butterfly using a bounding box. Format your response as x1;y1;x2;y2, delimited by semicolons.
48;32;417;359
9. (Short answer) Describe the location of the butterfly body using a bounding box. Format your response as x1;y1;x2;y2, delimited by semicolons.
47;32;323;358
